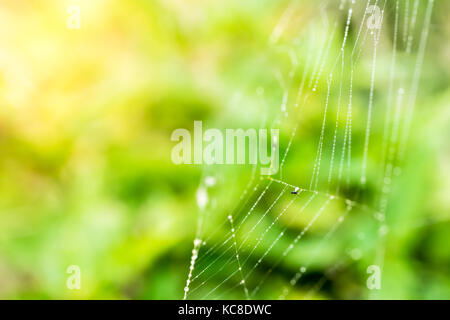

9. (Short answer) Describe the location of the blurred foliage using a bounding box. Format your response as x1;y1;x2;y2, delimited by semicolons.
0;0;449;299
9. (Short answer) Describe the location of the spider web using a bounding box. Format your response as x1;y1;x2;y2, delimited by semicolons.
183;0;434;300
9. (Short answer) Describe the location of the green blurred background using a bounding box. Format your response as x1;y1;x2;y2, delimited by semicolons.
0;0;449;299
